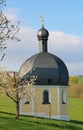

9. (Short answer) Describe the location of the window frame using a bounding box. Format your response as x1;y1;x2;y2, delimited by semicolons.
42;89;50;104
62;89;66;104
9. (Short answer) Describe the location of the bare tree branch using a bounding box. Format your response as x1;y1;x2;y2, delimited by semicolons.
0;10;20;61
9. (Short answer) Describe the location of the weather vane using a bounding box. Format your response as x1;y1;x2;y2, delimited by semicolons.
0;0;6;7
40;15;44;28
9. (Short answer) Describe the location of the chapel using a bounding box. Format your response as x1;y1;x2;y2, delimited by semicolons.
19;23;69;121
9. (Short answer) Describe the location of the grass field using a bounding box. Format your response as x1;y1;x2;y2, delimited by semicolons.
69;98;83;121
0;96;83;130
78;77;83;84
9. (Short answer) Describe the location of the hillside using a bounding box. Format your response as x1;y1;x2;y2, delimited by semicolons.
0;96;83;130
69;76;83;99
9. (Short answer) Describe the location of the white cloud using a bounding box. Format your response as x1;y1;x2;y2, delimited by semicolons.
49;31;83;51
67;62;83;76
3;7;20;22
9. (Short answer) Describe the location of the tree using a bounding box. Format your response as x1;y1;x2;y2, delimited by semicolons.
69;76;78;85
0;1;20;61
0;68;37;119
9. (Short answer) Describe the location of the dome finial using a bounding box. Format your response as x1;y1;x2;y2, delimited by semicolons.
40;15;44;28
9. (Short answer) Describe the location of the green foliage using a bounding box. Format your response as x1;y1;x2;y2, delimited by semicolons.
0;96;83;130
69;76;78;85
69;76;83;85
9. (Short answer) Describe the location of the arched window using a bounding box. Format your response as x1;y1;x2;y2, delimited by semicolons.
62;89;66;104
42;90;50;104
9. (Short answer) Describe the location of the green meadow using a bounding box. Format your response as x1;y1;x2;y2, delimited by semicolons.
78;77;83;84
0;96;83;130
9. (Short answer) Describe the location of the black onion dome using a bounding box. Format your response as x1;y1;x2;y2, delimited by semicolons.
19;52;69;85
37;27;49;40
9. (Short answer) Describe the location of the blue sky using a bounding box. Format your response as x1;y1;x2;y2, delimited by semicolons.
1;0;83;75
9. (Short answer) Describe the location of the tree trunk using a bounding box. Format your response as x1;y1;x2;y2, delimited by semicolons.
15;101;19;119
